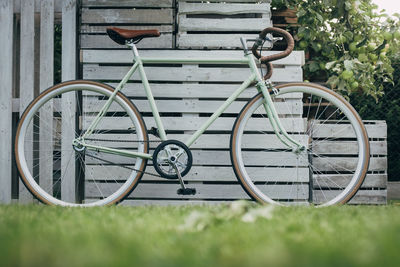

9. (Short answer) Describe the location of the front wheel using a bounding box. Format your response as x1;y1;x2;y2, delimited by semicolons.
230;83;370;206
15;80;148;206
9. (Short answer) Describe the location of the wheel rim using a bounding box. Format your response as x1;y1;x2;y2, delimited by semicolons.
232;84;369;206
15;82;147;206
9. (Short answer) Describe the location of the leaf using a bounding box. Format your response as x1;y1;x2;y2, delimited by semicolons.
325;61;337;70
309;61;320;72
344;60;354;71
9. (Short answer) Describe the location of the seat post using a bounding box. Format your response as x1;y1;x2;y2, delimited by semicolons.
126;42;140;58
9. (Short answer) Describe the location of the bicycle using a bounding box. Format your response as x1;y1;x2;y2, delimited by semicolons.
15;27;370;207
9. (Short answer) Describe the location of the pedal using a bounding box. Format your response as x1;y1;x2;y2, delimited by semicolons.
177;188;196;195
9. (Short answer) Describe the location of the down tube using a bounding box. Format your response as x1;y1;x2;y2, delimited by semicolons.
185;73;256;147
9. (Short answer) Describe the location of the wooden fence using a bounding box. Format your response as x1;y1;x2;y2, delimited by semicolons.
0;0;388;205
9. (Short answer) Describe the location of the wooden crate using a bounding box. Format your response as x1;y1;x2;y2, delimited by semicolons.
176;0;272;49
81;49;305;204
311;120;387;204
80;0;174;49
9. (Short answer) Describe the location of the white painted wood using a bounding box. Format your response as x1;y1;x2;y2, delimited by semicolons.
82;64;303;83
178;2;270;15
82;99;302;114
312;141;387;155
0;0;13;204
82;0;173;8
19;0;35;203
80;34;173;49
61;0;77;203
313;190;387;205
313;174;387;189
13;0;63;12
312;157;386;172
177;33;274;49
86;183;308;200
179;17;271;32
81;25;173;34
388;182;400;200
312;121;387;139
84;117;307;132
82;50;305;66
81;8;173;24
39;0;54;198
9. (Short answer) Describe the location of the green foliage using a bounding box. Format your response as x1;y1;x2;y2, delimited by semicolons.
1;204;400;267
271;0;400;100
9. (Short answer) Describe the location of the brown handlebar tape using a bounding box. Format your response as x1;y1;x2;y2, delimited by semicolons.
251;27;295;80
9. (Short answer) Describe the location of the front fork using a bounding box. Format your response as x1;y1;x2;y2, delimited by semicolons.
257;79;306;154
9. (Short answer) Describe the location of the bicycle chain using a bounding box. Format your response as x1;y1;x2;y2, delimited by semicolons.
83;138;164;178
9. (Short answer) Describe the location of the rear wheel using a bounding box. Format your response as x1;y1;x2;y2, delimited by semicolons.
15;80;148;206
230;83;370;206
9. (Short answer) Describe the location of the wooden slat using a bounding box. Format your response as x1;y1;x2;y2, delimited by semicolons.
19;0;35;203
81;8;173;24
39;0;54;198
0;0;13;204
312;121;387;139
84;150;309;166
313;190;387;205
83;64;303;83
120;199;229;206
83;117;307;132
313;174;387;189
82;0;173;8
312;157;387;172
80;34;173;49
86;183;309;200
81;50;305;66
61;0;77;202
177;33;275;49
82;99;302;114
86;165;309;183
178;2;270;15
13;0;63;12
179;17;271;32
388;182;400;200
81;25;173;34
312;141;387;155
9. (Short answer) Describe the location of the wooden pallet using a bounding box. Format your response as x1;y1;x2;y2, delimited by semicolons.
81;49;305;203
80;0;174;49
176;0;272;49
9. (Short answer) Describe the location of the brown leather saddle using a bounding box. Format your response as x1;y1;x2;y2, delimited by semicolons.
106;27;160;45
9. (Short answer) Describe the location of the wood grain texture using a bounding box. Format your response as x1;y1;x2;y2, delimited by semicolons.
0;0;13;203
81;8;173;24
82;0;173;8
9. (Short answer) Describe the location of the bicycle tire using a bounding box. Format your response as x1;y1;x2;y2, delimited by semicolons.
230;82;370;206
15;80;148;206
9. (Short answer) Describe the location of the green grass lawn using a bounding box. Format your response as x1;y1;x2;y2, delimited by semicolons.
0;202;399;267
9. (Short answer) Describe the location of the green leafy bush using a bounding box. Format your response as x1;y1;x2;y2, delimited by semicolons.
271;0;400;100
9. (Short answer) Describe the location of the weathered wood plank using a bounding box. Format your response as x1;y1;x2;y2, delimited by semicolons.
86;165;309;182
313;174;387;189
120;199;229;206
13;0;63;12
84;117;307;132
81;25;173;34
0;0;13;204
312;121;387;139
388;182;400;200
179;2;270;15
313;190;387;205
86;183;309;200
80;34;173;49
81;8;173;24
39;0;54;198
83;64;303;83
82;0;173;8
19;0;35;203
312;141;387;155
82;99;302;114
179;17;271;32
177;33;274;49
81;50;305;66
312;157;386;172
61;0;77;203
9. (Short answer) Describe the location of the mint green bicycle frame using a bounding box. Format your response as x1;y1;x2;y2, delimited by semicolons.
76;43;303;160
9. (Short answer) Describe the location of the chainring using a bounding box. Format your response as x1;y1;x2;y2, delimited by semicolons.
152;140;193;179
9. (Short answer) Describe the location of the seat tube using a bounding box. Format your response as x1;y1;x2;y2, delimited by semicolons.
134;51;168;141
